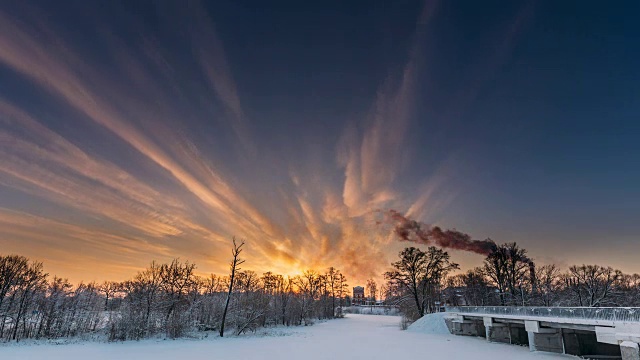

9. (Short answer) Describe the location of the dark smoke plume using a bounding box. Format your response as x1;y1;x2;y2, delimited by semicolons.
380;209;497;256
379;209;536;286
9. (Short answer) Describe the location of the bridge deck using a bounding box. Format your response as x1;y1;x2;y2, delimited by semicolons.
447;306;640;324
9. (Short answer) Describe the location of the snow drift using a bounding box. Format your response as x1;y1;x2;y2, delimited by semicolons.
406;312;451;335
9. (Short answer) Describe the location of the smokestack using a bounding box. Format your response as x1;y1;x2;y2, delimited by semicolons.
527;260;537;294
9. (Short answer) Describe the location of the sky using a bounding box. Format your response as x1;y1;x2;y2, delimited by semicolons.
1;0;639;285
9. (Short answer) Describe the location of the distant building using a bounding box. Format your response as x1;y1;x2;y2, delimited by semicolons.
353;286;365;306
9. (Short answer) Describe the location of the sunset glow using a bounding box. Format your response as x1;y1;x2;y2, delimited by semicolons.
1;1;639;286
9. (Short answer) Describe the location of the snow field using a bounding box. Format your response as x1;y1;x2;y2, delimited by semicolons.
2;314;573;360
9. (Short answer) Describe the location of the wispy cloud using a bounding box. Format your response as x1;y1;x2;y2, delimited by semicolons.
0;7;258;271
338;1;439;217
184;0;256;156
0;6;272;234
0;1;459;285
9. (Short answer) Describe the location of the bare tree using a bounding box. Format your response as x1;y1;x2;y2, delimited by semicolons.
99;281;120;311
136;261;162;336
8;260;47;340
326;268;339;318
563;265;621;307
618;273;640;306
445;268;493;306
0;255;29;338
159;259;196;337
337;273;348;309
220;237;245;337
295;270;321;325
483;242;531;305
366;279;377;309
278;276;294;325
385;246;459;319
535;264;562;306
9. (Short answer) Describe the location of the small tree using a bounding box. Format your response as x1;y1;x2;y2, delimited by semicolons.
336;272;348;316
326;268;338;318
366;279;377;309
220;237;245;337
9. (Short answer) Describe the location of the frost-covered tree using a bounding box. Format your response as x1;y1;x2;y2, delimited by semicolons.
0;252;355;342
562;265;622;307
159;259;196;337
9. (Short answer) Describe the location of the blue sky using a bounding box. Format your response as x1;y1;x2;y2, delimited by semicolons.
0;0;638;283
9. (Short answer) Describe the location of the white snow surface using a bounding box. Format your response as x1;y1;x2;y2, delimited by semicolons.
406;312;451;334
2;314;572;360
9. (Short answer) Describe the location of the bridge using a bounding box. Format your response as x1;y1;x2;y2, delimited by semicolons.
445;306;640;360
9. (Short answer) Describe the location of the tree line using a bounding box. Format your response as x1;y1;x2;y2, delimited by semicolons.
4;240;637;340
383;242;640;322
0;239;349;342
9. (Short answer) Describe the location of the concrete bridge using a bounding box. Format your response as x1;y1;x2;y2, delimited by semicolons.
445;306;640;360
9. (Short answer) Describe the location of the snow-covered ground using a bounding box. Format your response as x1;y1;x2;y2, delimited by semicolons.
2;314;572;360
406;311;451;334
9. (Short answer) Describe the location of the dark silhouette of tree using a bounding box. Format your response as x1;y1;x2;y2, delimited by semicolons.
535;264;561;306
220;237;245;337
483;242;530;305
563;264;621;307
366;279;377;309
99;281;120;311
446;268;493;306
385;246;458;318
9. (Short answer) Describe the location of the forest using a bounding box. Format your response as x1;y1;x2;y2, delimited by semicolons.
383;242;640;322
1;240;639;342
0;240;348;342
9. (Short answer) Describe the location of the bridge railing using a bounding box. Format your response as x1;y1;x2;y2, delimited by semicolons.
446;306;640;323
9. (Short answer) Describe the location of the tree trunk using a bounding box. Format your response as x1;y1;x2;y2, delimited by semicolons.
219;265;235;337
220;238;244;337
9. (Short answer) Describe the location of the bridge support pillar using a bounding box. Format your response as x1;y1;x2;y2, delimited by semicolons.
482;317;492;341
525;321;563;353
451;320;480;336
487;324;510;343
484;317;511;344
446;315;483;337
527;331;536;351
621;341;640;360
